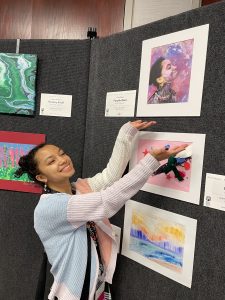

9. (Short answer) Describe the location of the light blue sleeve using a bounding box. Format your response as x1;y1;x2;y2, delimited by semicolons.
34;193;75;256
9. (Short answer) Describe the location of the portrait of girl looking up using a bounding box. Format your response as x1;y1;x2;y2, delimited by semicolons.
15;120;187;300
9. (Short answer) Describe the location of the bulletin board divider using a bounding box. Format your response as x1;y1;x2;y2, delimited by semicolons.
0;39;91;300
82;1;225;299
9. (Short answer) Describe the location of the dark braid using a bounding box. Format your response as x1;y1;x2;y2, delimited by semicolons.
14;143;48;186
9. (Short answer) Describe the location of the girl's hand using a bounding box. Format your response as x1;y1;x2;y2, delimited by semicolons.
130;120;157;130
150;144;189;161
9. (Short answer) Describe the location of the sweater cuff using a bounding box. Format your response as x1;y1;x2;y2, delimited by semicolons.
119;122;138;140
143;153;161;173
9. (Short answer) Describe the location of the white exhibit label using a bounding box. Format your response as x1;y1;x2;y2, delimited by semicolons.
204;173;225;212
105;90;136;117
40;93;72;117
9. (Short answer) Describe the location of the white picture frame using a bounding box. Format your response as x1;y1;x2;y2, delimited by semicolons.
129;131;206;204
136;24;209;117
122;200;197;288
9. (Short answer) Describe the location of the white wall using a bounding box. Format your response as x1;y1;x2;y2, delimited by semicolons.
124;0;201;30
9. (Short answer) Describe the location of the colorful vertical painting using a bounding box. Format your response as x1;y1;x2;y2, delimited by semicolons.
148;39;194;104
122;200;197;288
136;24;209;116
0;53;37;115
0;131;45;193
129;131;205;204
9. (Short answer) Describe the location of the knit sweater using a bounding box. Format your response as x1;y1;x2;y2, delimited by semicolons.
34;122;160;300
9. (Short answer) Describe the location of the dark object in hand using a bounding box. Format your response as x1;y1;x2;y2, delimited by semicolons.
153;156;191;181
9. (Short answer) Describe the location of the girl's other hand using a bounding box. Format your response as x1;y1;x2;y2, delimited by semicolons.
130;120;157;130
150;144;189;161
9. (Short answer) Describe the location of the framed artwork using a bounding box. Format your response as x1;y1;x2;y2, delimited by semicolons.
122;200;197;288
0;53;37;115
136;24;209;116
0;131;45;193
129;131;205;204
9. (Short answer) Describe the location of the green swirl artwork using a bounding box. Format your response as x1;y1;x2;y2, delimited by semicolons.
0;53;37;115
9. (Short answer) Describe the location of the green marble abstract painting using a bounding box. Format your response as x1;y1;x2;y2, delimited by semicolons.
0;53;37;115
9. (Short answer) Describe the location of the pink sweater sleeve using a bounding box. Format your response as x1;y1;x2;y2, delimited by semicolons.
67;154;159;227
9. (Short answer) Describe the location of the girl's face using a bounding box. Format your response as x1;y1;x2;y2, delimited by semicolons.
161;59;177;82
35;145;75;185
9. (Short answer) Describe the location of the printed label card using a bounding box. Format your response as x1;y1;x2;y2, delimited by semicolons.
204;173;225;212
105;90;136;117
40;93;72;117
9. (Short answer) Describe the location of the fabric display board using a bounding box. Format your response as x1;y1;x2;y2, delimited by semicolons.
83;2;225;300
0;1;225;299
0;40;91;300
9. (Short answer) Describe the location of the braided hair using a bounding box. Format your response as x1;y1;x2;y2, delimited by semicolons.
14;143;48;186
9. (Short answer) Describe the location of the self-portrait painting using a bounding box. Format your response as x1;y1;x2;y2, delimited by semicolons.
136;24;209;116
122;200;197;288
0;53;37;115
129;132;205;204
0;131;45;193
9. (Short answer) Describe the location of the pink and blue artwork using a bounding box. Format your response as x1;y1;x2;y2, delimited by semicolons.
137;138;192;192
122;200;197;288
129;131;205;204
148;39;194;104
130;209;185;273
136;24;209;116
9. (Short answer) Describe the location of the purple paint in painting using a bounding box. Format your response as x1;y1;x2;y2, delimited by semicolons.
148;39;194;104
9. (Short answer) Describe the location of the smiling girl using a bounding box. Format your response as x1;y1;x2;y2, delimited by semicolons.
15;120;187;300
